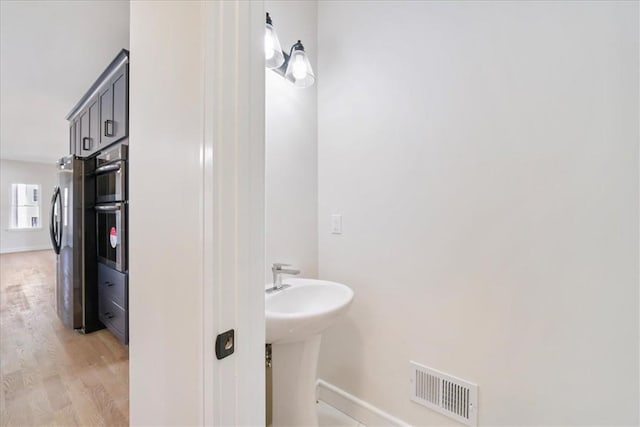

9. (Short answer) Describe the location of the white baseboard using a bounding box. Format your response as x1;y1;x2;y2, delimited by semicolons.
317;379;411;427
0;245;52;254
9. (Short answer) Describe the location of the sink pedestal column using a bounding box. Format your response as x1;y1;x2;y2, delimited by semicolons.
271;334;321;427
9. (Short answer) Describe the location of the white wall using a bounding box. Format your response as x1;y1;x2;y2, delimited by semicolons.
317;1;639;425
0;159;56;253
265;0;318;281
129;2;204;424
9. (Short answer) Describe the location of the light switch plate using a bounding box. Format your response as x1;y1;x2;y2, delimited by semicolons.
331;214;342;234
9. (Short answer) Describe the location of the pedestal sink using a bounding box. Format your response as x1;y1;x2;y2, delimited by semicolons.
266;278;354;427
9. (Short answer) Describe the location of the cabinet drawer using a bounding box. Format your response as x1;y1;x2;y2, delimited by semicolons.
98;297;127;344
98;263;127;309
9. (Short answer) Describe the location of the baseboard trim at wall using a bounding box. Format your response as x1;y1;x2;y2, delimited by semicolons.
0;245;51;254
317;379;411;427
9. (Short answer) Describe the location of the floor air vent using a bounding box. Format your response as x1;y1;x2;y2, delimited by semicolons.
409;361;478;426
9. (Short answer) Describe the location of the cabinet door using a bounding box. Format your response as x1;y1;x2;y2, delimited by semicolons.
78;98;99;156
88;98;100;154
112;68;128;141
69;121;76;155
100;63;128;148
75;120;82;155
78;108;90;156
99;84;113;146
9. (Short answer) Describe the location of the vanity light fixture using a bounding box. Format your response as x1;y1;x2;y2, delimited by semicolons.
265;13;315;88
283;40;315;88
265;13;285;69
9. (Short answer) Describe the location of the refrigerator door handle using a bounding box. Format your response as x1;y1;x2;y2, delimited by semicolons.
49;186;61;254
57;189;63;252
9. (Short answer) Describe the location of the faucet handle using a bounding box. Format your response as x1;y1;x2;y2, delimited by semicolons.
272;263;291;270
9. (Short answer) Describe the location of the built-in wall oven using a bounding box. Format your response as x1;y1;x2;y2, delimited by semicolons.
96;144;127;204
95;144;128;273
96;202;127;272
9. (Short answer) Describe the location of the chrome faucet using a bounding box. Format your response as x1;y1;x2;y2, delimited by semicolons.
269;263;300;292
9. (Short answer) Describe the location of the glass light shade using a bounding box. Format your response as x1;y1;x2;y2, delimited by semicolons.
265;23;285;69
284;49;315;88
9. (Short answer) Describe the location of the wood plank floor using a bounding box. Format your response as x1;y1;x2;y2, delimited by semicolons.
0;250;128;426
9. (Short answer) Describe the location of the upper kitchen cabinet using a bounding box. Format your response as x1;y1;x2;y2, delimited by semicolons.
78;97;100;156
69;119;78;155
67;50;129;157
99;62;128;148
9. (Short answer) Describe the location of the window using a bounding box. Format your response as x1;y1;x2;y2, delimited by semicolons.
10;183;41;229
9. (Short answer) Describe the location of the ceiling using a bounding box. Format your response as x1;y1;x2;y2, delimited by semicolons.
0;0;129;164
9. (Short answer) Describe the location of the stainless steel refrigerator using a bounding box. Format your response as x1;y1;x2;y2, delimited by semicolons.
49;155;100;333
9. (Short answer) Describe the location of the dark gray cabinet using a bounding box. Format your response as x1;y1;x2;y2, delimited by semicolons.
78;97;99;156
69;120;78;155
98;263;128;344
67;50;129;158
89;98;100;154
99;63;128;149
79;108;89;153
99;86;112;146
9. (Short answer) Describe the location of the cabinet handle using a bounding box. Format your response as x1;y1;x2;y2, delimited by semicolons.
104;120;114;137
82;137;90;151
106;282;114;287
105;312;114;319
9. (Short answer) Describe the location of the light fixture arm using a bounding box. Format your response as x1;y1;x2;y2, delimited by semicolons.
289;40;304;56
272;51;290;78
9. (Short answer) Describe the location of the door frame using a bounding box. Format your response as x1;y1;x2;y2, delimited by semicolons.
129;1;265;424
203;1;266;425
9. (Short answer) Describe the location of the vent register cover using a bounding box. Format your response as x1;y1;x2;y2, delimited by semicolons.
409;361;478;426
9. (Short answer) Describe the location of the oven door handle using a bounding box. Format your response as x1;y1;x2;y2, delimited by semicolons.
95;162;122;175
95;204;122;212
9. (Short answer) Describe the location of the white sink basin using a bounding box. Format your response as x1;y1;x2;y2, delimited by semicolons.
266;277;354;426
266;278;354;344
